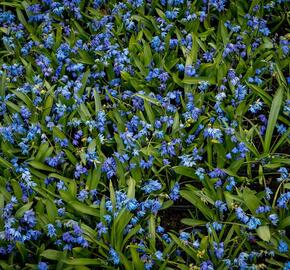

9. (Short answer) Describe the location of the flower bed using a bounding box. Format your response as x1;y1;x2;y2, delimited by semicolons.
0;0;289;269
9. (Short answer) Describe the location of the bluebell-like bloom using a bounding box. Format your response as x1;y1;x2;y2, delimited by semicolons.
109;248;120;265
278;240;288;253
207;222;223;233
179;232;190;244
142;180;162;194
96;222;108;236
77;190;89;202
247;217;261;230
276;124;287;135
185;65;196;77
268;214;279;225
204;127;223;142
213;242;224;259
169;183;180;201
256;206;271;214
155;250;163;260
47;224;57;237
277;192;290;208
38;262;48;270
102;157;117;179
126;198;139;211
23;209;37;227
74;164;88;179
200;260;214;270
236;207;249;223
284;262;290;270
196;167;205;180
277;167;288;182
215;200;227;214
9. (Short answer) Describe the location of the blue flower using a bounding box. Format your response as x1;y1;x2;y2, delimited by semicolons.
96;222;108;236
213;242;224;259
109;248;120;265
155;250;163;260
23;209;36;227
102;157;117;179
200;260;214;270
278;240;288;253
284;262;290;270
196;167;205;180
169;183;180;201
277;192;290;208
179;232;190;244
47;224;56;237
38;262;48;270
236;207;249;223
215;200;227;214
77;190;89;202
126;198;139;211
256;206;271;214
268;214;279;226
247;217;261;230
141;180;162;194
185;65;196;77
277;167;288;182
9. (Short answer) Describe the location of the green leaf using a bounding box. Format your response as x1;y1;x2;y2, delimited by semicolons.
264;86;283;152
144;100;155;125
0;157;12;169
63;259;102;266
35;143;53;162
181;218;207;226
64;149;78;165
78;69;90;97
256;226;271;241
79;103;91;121
134;93;160;106
149;214;156;250
15;202;33;218
172;166;196;179
41;250;63;261
48;173;71;184
68;201;99;217
169;233;197;259
29;160;56;172
0;70;6;97
94;89;102;112
127;177;135;199
172;111;179;133
280;216;290;228
42;95;54;119
11;180;23;200
242;188;260;214
143;42;152;66
46;199;58;222
183;77;215;84
180;187;216;220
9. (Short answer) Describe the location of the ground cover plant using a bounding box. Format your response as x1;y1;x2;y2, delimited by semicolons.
0;0;289;269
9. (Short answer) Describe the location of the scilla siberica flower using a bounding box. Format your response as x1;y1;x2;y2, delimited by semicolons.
109;248;120;265
278;240;289;253
268;214;279;226
284;262;290;270
200;260;214;270
141;180;162;194
215;200;227;214
213;242;224;259
169;183;180;201
101;157;117;179
47;224;56;237
38;262;48;270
